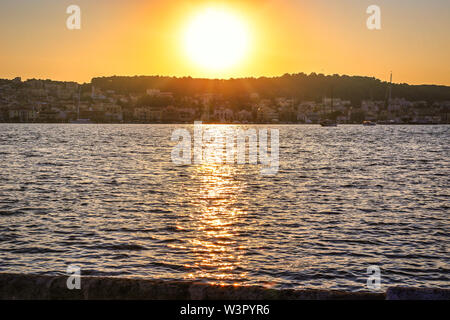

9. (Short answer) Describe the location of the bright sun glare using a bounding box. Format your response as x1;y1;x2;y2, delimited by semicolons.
184;8;249;71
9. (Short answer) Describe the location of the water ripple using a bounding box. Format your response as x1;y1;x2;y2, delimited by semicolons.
0;124;448;291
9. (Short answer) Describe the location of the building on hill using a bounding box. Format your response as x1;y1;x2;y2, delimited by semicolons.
133;106;163;122
178;108;196;122
146;89;174;99
257;105;278;123
212;107;234;123
8;106;37;122
237;109;252;122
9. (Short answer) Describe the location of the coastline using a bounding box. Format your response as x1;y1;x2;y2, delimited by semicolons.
0;122;448;125
0;273;448;300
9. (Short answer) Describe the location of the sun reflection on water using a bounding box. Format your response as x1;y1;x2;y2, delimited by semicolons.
185;163;249;285
176;126;250;285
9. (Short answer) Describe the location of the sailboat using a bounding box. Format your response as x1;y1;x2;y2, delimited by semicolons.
320;86;337;127
70;87;92;124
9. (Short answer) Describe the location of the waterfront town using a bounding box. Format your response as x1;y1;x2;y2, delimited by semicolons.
1;77;449;124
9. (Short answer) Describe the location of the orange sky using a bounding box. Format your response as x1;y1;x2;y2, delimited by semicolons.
1;0;449;85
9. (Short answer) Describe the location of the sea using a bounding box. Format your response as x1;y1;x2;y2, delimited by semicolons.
0;124;448;291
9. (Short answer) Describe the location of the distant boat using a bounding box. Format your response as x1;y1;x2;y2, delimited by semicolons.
321;85;337;127
363;121;376;126
320;120;337;127
70;87;93;124
70;118;93;124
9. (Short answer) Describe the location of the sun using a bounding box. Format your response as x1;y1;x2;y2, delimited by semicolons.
184;8;249;71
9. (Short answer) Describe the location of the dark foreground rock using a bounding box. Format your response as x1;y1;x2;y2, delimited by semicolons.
0;273;446;300
386;287;450;300
0;273;382;300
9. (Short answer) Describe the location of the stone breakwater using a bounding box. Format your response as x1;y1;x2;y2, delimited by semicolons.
0;273;448;300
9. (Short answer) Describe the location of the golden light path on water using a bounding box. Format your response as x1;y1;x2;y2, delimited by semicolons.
186;165;247;285
169;125;250;285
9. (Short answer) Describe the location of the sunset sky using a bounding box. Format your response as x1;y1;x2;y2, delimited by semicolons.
1;0;449;85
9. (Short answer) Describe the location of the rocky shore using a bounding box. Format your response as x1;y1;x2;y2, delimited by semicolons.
0;273;448;300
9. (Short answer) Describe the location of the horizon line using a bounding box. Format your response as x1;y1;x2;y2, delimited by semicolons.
2;72;450;88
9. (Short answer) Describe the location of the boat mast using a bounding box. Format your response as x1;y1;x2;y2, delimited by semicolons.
77;86;81;120
330;85;334;113
385;72;392;110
